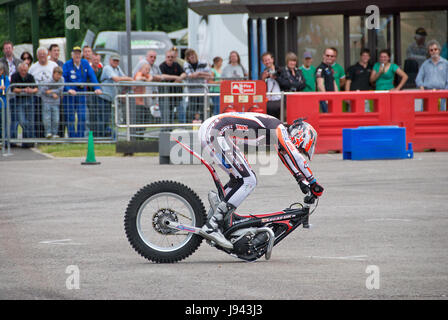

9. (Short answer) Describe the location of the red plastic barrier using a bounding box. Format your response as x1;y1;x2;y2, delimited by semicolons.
286;90;448;153
286;91;392;153
390;90;448;151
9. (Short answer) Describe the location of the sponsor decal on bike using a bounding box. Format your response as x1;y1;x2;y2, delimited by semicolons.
231;217;252;225
175;224;197;233
261;214;294;223
219;125;233;136
235;124;249;131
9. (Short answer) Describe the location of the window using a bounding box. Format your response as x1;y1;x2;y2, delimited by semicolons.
401;11;448;65
297;15;344;66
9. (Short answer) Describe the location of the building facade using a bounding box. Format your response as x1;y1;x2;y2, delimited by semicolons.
188;0;448;85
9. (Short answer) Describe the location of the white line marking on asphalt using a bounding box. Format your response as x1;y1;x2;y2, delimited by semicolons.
365;218;412;222
39;239;83;245
307;255;368;261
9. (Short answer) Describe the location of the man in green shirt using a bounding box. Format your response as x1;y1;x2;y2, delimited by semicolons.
299;51;316;92
329;47;346;90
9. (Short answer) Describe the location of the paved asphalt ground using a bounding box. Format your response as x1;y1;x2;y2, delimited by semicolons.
0;148;447;300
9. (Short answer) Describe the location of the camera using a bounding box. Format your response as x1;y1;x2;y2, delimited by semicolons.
268;69;277;75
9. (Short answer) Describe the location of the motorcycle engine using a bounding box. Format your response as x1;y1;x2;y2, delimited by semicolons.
232;231;269;261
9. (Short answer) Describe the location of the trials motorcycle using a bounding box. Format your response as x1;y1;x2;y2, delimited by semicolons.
124;139;319;263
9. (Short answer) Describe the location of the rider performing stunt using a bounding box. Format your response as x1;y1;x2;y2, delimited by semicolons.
198;112;324;248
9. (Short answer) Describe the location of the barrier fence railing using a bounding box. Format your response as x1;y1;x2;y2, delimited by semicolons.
3;81;447;153
1;97;8;156
1;81;223;147
285;90;448;153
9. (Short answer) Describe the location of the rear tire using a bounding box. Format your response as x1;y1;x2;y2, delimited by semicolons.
124;180;206;263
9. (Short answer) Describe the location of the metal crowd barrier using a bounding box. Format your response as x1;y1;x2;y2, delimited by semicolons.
114;82;216;141
114;81;286;142
5;83;115;146
2;81;288;146
1;97;9;156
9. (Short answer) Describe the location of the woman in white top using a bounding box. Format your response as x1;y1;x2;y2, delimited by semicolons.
221;51;248;79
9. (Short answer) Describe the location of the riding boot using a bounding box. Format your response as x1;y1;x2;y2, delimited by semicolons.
200;201;234;249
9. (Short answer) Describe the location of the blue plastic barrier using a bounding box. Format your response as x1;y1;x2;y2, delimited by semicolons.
343;126;413;160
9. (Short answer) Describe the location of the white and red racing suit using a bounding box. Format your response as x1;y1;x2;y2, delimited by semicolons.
199;112;317;208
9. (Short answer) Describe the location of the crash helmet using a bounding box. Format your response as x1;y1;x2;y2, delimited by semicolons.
288;118;317;160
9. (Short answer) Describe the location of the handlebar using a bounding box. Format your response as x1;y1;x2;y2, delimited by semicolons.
304;194;316;205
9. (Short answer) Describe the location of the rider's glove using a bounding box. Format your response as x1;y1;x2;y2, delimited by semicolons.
295;173;310;194
310;181;324;197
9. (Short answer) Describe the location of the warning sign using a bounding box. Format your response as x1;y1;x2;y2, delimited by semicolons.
220;80;267;114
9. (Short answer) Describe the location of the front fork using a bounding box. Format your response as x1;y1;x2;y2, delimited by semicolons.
302;194;316;228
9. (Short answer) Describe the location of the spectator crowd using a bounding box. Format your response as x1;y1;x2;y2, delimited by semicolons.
0;26;447;145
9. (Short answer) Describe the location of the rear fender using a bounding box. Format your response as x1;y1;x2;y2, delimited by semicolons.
173;139;226;200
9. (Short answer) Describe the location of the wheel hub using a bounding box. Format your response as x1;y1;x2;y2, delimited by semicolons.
152;208;178;234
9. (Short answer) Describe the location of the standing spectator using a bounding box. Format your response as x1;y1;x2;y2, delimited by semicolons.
0;63;10;140
159;49;187;123
0;41;21;80
100;54;133;137
82;46;96;131
345;48;373;112
91;53;103;81
210;56;223;115
20;52;33;67
316;48;338;113
134;62;155;137
406;27;428;69
52;49;67;137
88;52;104;135
48;44;64;68
260;52;280;119
39;67;64;138
63;46;102;138
222;51;248;79
415;40;448;111
346;48;373;91
29;47;58;83
370;49;408;91
183;48;212;122
29;47;58;138
299;51;317;92
10;63;38;142
133;50;163;123
133;50;162;81
277;52;306;92
82;45;93;66
329;47;346;90
277;52;306;118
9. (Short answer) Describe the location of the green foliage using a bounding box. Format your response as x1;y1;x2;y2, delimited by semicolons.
0;0;187;51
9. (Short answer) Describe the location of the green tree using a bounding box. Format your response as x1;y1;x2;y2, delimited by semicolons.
0;0;187;55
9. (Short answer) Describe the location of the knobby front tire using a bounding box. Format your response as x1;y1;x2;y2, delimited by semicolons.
124;180;206;263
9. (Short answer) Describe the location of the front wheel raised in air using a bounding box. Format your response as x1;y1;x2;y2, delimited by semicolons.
124;180;206;263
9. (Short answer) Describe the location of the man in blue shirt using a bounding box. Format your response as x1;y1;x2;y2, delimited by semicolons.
99;54;133;137
63;46;102;138
416;40;448;111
